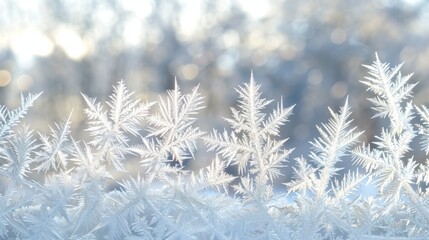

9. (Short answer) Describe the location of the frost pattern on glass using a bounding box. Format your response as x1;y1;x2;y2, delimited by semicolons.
1;54;429;239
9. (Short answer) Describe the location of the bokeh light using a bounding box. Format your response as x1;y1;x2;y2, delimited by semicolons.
182;64;199;81
0;70;11;87
15;74;33;91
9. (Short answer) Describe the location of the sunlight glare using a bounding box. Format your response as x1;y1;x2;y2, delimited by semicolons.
177;0;203;40
10;29;54;59
54;26;88;61
121;0;154;18
124;17;143;46
237;0;270;19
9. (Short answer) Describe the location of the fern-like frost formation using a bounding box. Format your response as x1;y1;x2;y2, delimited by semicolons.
1;54;429;239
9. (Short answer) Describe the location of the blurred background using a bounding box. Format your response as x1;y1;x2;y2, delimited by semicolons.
1;0;429;177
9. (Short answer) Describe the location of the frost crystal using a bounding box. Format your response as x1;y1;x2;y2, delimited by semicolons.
0;54;429;239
